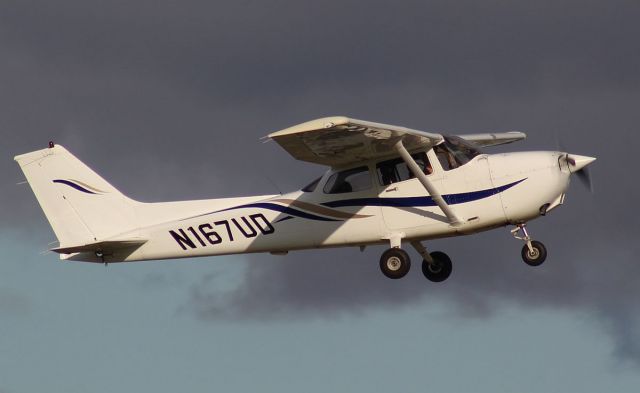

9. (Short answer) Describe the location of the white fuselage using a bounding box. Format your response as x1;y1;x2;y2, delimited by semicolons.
67;150;571;263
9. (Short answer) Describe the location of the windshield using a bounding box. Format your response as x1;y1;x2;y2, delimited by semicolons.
434;136;482;171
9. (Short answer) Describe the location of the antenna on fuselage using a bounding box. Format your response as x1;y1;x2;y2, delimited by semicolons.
259;168;283;196
257;136;282;195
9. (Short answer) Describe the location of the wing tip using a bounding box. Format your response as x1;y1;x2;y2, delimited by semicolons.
268;116;351;138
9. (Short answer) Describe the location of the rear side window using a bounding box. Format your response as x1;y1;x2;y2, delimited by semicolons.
376;152;432;186
323;166;371;194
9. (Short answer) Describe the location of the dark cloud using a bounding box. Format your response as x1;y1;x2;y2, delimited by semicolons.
2;0;640;365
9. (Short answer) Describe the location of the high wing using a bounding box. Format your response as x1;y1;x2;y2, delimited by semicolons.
457;131;526;148
268;116;444;167
268;116;526;167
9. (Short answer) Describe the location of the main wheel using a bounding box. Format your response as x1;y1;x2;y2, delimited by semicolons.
379;248;411;279
521;240;547;266
422;251;452;282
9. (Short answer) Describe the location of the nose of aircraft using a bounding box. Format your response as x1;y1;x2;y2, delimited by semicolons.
566;154;596;172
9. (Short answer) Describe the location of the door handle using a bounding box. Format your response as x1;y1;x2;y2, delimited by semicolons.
385;187;398;192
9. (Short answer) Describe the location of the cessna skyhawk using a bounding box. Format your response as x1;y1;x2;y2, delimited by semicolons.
15;116;595;281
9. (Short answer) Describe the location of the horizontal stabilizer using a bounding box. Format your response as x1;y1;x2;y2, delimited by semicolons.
52;239;147;255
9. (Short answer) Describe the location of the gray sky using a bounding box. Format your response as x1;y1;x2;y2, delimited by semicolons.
2;1;640;391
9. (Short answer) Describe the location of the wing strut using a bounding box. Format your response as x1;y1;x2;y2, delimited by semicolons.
394;139;463;226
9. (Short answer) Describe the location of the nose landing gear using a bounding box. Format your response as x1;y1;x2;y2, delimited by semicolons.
511;224;547;266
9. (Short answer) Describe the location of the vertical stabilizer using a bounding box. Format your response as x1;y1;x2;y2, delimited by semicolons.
14;144;139;248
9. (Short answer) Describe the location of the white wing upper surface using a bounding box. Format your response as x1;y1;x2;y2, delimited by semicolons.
268;116;444;167
268;116;526;167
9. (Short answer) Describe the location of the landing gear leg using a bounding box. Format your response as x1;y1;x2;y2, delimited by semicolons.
411;241;452;282
511;223;547;266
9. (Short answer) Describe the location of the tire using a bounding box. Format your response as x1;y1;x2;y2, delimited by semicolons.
422;251;452;282
521;240;547;266
379;248;411;279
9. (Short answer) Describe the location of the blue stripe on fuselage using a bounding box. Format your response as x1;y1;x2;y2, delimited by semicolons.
322;178;526;208
219;202;340;222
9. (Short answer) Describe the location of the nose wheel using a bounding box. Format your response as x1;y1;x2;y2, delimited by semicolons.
511;224;547;266
521;240;547;266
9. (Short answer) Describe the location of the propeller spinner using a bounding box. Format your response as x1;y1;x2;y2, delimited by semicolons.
563;154;596;192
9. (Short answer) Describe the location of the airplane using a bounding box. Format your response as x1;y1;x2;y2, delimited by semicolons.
14;116;596;281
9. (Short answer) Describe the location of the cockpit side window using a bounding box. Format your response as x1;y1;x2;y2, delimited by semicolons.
376;152;432;186
434;136;482;171
301;176;322;192
445;135;481;164
323;166;372;194
434;144;459;170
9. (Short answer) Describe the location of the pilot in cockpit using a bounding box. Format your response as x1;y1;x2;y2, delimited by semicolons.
434;144;459;170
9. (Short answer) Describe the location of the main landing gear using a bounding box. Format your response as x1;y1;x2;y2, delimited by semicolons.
511;223;547;266
378;223;547;281
379;241;452;282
